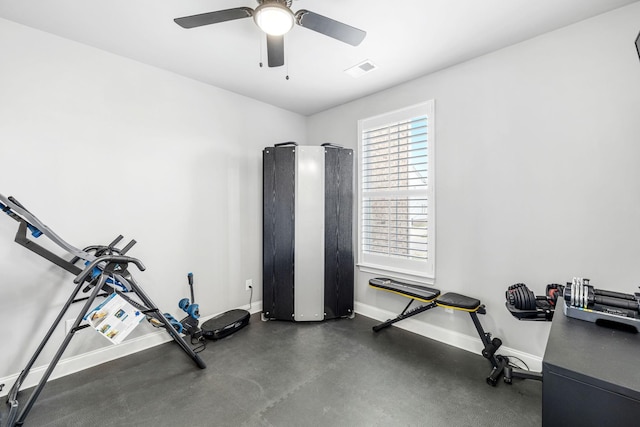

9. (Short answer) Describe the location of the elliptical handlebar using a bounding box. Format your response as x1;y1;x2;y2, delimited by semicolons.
187;272;195;303
74;255;146;284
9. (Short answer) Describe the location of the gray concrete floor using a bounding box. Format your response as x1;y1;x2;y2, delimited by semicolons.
9;313;542;426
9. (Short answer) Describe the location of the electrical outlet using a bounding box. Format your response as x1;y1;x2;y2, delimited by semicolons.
444;308;454;314
245;279;253;291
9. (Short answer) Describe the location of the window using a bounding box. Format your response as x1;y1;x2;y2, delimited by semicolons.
357;101;435;281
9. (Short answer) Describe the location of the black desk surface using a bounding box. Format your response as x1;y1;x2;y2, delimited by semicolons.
543;302;640;400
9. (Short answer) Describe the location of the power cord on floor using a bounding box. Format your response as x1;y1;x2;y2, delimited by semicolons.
504;355;530;371
188;283;254;355
190;335;207;353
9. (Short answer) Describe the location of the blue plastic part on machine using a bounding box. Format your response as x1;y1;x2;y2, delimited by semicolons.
178;298;200;319
163;313;184;334
26;224;43;237
0;201;43;237
83;262;128;292
187;303;200;319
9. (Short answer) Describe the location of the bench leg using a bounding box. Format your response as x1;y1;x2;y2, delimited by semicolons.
372;301;437;332
504;366;542;384
469;311;507;386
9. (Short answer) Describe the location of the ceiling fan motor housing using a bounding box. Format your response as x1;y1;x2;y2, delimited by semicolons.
254;0;295;36
256;0;293;7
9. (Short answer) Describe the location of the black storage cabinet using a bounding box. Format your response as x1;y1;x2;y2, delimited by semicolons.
542;305;640;425
262;143;354;321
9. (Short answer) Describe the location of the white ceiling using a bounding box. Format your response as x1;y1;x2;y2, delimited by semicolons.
1;0;637;116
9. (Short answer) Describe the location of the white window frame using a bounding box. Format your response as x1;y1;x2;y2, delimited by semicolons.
357;100;435;283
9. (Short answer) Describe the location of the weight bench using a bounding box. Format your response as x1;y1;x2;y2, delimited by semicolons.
369;278;509;386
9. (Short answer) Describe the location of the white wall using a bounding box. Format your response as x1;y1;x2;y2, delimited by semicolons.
307;3;640;363
0;18;305;385
2;1;640;390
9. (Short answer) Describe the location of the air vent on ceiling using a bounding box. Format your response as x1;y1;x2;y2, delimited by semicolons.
344;60;378;78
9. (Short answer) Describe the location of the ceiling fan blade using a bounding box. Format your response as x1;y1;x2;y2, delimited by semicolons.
295;10;366;46
174;7;253;29
267;35;285;68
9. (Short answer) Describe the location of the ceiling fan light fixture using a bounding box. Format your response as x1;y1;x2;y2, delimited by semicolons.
254;2;295;36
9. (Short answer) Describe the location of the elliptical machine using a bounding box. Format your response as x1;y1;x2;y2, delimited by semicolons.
153;272;251;343
155;272;202;340
0;192;207;427
178;273;201;337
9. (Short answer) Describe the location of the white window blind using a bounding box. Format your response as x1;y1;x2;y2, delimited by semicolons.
358;101;435;280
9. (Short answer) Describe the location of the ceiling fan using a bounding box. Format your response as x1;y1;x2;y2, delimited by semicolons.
174;0;366;68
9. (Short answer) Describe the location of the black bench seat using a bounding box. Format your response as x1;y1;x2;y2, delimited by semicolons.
436;292;482;312
369;277;440;302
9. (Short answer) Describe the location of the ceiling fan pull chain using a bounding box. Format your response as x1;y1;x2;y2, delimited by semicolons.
285;41;289;80
259;33;264;68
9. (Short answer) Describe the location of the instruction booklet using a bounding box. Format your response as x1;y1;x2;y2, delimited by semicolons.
85;292;144;345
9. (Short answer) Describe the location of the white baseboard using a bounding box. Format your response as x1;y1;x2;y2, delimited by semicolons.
0;301;263;398
1;300;540;398
354;301;542;372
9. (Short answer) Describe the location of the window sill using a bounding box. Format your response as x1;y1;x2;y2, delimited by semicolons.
357;262;435;286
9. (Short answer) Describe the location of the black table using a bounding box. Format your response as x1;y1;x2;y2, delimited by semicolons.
542;303;640;425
